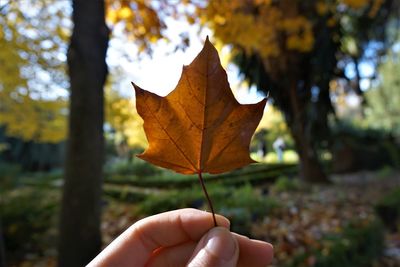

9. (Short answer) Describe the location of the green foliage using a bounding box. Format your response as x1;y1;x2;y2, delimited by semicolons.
0;163;21;177
317;221;384;267
271;176;301;192
105;158;162;177
136;183;280;235
0;163;21;190
1;188;59;256
365;50;400;136
332;120;386;139
331;121;400;171
105;163;298;189
0;128;66;172
136;186;202;214
377;187;400;208
375;165;394;179
103;186;148;203
375;187;400;231
215;184;280;235
287;220;384;267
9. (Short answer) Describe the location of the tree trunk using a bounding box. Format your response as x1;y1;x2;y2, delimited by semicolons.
288;82;329;183
0;217;6;267
58;1;109;266
290;125;328;183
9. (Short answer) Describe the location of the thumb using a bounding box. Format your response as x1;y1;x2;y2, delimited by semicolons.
187;227;239;267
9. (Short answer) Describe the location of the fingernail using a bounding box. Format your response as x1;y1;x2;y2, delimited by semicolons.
205;227;237;261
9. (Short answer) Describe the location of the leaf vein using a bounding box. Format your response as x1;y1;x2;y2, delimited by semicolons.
142;100;197;172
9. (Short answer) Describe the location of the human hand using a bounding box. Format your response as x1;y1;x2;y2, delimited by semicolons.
87;208;273;267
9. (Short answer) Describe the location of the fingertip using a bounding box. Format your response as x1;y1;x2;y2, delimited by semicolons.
178;208;230;229
215;214;230;229
252;239;273;264
188;227;239;267
234;233;274;266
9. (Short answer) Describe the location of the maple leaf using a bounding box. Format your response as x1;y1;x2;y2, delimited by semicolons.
132;37;266;225
133;37;266;175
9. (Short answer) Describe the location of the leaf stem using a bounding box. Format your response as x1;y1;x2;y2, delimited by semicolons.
197;171;217;227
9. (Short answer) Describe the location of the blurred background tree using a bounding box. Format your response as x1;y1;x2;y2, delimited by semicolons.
364;49;400;134
0;0;69;143
57;0;109;265
188;0;398;182
58;0;182;266
1;0;398;181
0;0;69;172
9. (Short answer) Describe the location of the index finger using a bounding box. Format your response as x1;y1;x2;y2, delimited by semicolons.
87;208;230;267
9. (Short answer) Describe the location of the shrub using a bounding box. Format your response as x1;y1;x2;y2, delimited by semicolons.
104;186;147;203
1;188;59;256
106;159;162;177
0;163;22;190
272;176;300;192
0;163;21;177
215;184;280;235
136;183;280;235
287;220;384;267
135;186;208;215
331;122;400;172
375;187;400;231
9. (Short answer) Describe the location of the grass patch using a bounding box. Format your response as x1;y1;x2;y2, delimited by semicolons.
271;176;301;192
105;163;298;188
104;158;163;177
135;183;280;235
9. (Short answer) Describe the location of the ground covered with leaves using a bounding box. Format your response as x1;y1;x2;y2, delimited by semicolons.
98;170;400;267
2;167;400;267
253;171;400;267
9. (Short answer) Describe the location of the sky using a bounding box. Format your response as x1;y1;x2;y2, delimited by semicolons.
106;17;266;105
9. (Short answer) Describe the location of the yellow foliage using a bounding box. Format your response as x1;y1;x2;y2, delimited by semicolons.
106;9;118;24
191;0;386;67
186;16;196;25
105;88;147;148
255;0;273;5
214;14;227;25
0;2;68;143
341;0;369;9
340;0;383;15
0;95;67;143
281;16;314;52
105;0;166;52
315;1;329;15
327;17;337;27
257;104;288;133
117;6;133;20
196;0;317;58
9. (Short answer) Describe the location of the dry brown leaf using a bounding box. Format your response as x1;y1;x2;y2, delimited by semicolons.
133;37;266;175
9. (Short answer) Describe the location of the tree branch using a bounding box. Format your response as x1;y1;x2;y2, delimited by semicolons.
0;1;9;13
